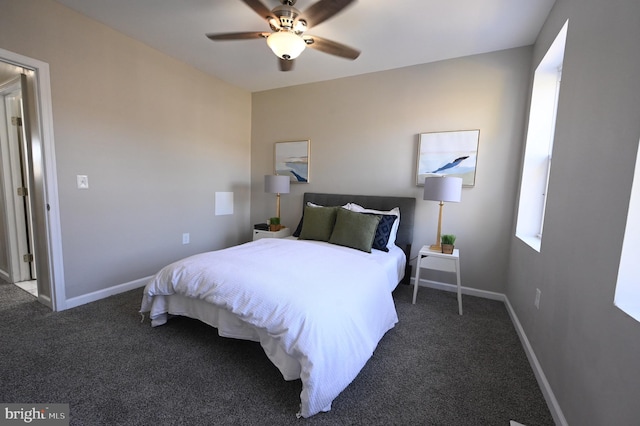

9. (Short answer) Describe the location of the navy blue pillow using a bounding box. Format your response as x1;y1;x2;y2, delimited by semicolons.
365;213;397;252
293;217;304;237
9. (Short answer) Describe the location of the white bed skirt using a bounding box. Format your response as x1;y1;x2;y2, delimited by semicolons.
148;293;302;380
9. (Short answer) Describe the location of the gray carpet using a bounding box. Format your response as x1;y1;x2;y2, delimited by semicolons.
0;280;554;425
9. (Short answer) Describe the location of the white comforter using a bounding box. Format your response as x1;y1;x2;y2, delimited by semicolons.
140;238;399;418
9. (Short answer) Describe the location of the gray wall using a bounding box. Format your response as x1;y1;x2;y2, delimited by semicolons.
507;0;640;424
0;0;252;299
251;47;533;294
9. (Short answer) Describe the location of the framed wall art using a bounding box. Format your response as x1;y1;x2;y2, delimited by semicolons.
416;130;480;187
274;140;310;183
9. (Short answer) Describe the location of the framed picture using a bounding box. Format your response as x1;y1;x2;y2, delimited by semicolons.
416;130;480;187
274;140;310;183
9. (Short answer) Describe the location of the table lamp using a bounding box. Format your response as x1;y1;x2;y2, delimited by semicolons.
423;176;462;251
264;175;290;219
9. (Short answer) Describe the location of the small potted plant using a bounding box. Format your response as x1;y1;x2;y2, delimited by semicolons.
269;217;281;232
441;234;456;254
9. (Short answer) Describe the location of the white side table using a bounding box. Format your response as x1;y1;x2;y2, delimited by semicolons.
412;245;462;315
252;227;291;241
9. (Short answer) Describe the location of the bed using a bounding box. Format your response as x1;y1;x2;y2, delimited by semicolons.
140;192;415;418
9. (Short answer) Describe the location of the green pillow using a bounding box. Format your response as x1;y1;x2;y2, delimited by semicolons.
329;208;381;253
298;205;339;241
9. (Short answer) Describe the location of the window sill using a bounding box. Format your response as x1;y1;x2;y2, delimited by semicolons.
516;234;541;252
615;300;640;323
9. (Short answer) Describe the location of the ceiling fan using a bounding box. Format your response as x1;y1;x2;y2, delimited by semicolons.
206;0;361;71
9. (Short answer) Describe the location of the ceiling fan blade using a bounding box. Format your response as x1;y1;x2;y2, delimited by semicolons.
279;58;294;72
241;0;275;21
304;36;360;60
206;32;269;41
301;0;355;28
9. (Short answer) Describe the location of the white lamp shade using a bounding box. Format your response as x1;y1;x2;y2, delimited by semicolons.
423;176;462;202
264;175;290;194
267;31;306;60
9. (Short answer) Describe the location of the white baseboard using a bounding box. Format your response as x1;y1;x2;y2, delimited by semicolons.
412;277;505;301
64;276;151;310
413;278;567;425
503;297;568;426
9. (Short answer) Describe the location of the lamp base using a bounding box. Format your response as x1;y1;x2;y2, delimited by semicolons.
429;244;442;252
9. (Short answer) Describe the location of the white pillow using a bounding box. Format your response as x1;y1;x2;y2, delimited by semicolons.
349;204;401;249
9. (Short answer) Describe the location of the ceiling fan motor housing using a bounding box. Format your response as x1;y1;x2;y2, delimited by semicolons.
271;5;306;33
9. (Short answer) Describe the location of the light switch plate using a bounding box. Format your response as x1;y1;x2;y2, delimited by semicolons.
77;175;89;189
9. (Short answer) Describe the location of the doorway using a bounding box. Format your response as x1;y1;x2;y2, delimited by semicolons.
0;76;38;296
0;48;65;311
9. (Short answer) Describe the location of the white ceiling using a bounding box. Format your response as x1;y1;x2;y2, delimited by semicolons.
54;0;556;92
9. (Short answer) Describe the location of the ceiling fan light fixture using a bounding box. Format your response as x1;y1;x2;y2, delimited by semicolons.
268;17;280;30
267;31;306;60
293;19;307;32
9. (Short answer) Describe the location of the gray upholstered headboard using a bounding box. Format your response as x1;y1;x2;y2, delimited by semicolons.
302;192;416;283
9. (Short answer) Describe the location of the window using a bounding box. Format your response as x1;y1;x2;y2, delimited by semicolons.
516;21;568;251
614;138;640;322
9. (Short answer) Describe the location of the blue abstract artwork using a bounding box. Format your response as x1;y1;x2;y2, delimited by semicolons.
275;140;310;183
416;130;480;186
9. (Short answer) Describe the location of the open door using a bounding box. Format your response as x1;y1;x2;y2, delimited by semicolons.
14;106;37;281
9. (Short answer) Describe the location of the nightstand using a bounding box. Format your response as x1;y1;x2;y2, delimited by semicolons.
412;245;462;315
252;227;291;241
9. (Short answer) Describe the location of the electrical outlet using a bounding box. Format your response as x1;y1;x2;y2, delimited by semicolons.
182;233;190;245
535;288;541;309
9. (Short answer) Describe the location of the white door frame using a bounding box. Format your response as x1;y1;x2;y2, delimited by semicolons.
0;48;66;311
